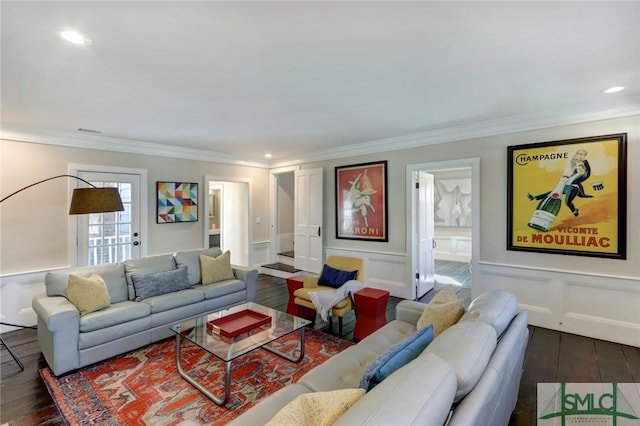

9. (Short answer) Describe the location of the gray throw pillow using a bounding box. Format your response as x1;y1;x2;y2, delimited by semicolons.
131;267;190;301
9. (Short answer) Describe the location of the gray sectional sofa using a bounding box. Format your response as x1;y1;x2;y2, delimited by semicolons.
230;290;528;426
32;247;257;376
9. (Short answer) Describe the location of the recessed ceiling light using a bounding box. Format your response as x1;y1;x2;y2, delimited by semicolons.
60;30;92;45
602;86;624;94
264;153;273;159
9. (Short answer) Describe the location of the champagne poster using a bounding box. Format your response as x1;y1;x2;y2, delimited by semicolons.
507;134;627;259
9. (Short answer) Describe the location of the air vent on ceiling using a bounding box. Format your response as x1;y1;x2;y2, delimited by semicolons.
77;128;102;134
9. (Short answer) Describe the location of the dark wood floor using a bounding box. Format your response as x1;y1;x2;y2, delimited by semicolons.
2;274;638;425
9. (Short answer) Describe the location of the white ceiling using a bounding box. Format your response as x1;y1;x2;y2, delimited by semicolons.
2;1;639;167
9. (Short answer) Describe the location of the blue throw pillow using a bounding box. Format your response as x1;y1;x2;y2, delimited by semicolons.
131;267;191;301
359;325;434;391
318;264;358;288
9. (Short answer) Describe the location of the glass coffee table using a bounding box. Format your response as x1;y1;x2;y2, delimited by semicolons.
170;302;311;406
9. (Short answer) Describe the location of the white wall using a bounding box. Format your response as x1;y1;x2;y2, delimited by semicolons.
2;115;639;346
305;115;639;346
0;139;270;331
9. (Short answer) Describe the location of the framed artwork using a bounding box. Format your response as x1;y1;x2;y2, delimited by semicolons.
157;181;198;223
507;133;627;259
335;160;388;241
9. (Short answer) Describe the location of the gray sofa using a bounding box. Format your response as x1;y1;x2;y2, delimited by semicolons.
230;290;528;426
32;247;258;376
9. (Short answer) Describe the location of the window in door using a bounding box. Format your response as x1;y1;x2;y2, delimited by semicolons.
86;181;133;265
72;167;147;266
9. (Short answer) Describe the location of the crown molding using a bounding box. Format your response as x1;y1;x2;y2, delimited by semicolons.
0;124;271;168
3;105;639;170
270;105;640;168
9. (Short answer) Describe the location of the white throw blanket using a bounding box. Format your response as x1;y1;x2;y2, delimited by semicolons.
308;280;364;322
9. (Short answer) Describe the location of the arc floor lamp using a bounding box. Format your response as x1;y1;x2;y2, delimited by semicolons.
0;174;124;370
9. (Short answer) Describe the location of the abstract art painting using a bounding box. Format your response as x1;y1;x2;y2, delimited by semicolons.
157;181;198;223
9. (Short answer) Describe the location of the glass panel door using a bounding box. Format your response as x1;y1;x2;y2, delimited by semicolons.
77;172;141;266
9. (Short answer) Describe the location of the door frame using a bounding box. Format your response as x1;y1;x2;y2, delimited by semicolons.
68;164;148;267
406;158;480;299
268;165;299;263
415;170;436;299
203;175;252;267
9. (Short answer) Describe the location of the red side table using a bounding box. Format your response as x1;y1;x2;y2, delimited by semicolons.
353;287;390;341
285;275;316;320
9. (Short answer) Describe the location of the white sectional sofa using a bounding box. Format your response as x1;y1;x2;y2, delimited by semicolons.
32;247;257;376
230;290;528;426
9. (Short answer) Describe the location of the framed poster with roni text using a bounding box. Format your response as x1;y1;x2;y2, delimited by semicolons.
335;160;388;241
157;181;198;223
507;133;626;259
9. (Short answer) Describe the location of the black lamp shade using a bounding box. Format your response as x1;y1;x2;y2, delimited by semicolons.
69;188;124;214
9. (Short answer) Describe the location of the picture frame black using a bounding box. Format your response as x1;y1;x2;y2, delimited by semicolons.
335;160;388;242
156;181;198;223
507;133;627;259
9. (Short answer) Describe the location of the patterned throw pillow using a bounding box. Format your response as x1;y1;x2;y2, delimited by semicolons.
416;289;465;336
131;267;191;301
66;273;111;316
317;264;358;288
359;325;434;391
265;388;365;426
200;251;235;285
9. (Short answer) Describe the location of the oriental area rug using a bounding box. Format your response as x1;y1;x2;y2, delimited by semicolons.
40;328;353;425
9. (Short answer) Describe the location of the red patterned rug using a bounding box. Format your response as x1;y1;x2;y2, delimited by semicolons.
40;328;353;425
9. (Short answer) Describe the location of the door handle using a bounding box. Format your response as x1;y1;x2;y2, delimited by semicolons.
432;240;437;248
317;227;321;237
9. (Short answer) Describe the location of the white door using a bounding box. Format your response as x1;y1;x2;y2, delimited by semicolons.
219;181;250;267
416;171;435;298
294;167;323;273
76;171;142;266
204;177;251;268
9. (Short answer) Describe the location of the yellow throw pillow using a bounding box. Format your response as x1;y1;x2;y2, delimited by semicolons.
266;388;365;426
66;273;111;316
431;287;459;304
417;289;465;336
200;251;235;285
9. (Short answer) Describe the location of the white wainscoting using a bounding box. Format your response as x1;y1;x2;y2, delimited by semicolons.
0;269;50;332
251;240;272;270
6;250;637;348
324;247;412;299
276;233;294;254
434;234;471;263
1;242;274;332
475;262;640;347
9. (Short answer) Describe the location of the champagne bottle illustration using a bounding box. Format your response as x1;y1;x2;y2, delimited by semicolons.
527;177;567;232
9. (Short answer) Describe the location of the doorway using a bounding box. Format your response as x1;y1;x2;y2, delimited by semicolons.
265;166;299;276
71;164;148;267
275;171;295;261
432;167;473;287
266;166;323;276
203;177;251;267
407;158;479;300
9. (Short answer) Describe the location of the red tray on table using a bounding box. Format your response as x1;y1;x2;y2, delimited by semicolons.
206;310;271;338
